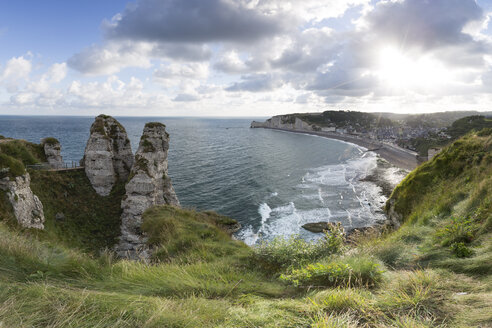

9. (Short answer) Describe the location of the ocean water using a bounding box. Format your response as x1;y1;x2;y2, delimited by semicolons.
0;116;388;244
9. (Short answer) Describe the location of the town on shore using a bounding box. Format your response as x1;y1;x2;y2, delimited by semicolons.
252;110;492;170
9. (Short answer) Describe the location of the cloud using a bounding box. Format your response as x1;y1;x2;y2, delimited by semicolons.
0;54;32;92
173;93;200;102
226;74;283;92
214;51;249;73
67;41;153;75
104;0;289;43
153;62;209;80
363;0;488;67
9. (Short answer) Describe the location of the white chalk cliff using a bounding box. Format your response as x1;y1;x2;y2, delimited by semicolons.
251;115;318;131
117;122;179;260
83;115;134;196
41;138;63;169
0;173;45;229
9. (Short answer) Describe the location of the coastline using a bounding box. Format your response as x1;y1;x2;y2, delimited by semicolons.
253;127;419;171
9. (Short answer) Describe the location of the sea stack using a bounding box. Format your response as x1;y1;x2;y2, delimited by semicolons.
0;173;45;229
83;115;133;196
117;122;179;260
41;137;63;169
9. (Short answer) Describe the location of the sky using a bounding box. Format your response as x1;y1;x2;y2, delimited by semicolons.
1;0;492;117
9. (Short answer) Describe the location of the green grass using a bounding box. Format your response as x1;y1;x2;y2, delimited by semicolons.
29;170;125;253
0;139;46;165
0;153;25;179
41;137;60;146
0;131;491;327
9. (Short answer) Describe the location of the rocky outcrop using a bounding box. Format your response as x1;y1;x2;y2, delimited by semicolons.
385;199;402;228
117;122;179;260
251;115;319;131
0;173;45;229
83;115;133;196
41;137;63;169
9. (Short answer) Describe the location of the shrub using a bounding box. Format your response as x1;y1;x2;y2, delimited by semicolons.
280;257;384;288
253;223;345;271
450;242;474;258
434;217;479;247
41;137;59;146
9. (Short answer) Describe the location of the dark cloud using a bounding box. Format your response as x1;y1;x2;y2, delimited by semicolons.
105;0;288;43
225;74;283;92
367;0;484;51
152;43;212;62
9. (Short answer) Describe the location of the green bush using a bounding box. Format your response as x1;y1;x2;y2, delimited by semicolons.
450;242;474;258
434;217;479;247
280;257;384;288
41;137;59;146
253;223;345;271
0;154;25;179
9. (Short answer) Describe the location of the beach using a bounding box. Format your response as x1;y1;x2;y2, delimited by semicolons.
255;127;419;171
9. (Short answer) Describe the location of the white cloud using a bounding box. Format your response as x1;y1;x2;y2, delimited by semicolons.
0;55;32;92
68;41;153;75
154;62;209;80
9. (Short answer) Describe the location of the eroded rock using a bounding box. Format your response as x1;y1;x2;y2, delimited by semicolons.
117;122;179;260
41;137;63;169
83;115;133;196
0;173;45;229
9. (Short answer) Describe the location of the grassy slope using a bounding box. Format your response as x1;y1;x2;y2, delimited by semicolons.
0;133;491;327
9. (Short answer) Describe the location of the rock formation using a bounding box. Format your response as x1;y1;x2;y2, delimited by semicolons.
117;122;179;259
0;173;45;229
41;137;63;169
83;115;133;196
251;115;318;131
385;199;402;228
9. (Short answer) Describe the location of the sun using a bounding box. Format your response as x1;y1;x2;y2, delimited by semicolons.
375;46;451;90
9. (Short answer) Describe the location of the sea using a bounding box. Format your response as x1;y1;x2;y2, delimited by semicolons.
0;115;393;244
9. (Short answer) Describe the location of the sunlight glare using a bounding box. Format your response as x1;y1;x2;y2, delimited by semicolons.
376;46;451;90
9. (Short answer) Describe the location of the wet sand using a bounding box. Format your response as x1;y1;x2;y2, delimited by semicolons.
255;127;419;171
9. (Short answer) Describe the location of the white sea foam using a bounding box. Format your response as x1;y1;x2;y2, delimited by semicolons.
241;148;401;244
237;225;259;246
258;203;272;224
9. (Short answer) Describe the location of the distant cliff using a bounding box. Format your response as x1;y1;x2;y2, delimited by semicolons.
251;115;320;131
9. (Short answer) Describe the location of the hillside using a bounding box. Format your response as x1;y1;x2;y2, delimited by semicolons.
0;131;491;327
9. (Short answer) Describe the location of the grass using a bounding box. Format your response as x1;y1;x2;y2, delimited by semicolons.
28;170;125;253
0;131;491;327
0;153;25;179
0;139;46;165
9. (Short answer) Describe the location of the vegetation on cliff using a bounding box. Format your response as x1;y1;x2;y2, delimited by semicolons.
0;130;491;327
406;115;492;156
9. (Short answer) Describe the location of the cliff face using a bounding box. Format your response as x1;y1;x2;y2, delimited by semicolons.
251;116;317;131
0;173;45;229
41;138;63;169
83;115;133;196
117;122;179;260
